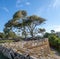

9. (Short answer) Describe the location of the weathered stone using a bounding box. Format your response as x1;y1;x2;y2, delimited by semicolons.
0;38;51;59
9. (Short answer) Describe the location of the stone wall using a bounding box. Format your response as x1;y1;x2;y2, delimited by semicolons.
0;38;50;59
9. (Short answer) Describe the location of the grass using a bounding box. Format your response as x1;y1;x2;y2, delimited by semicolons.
0;40;14;43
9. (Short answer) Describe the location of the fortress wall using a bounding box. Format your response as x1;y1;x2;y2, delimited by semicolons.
0;38;50;59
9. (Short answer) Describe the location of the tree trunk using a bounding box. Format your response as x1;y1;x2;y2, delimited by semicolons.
30;30;34;38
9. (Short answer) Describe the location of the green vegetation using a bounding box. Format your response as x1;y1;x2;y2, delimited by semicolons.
0;40;14;43
0;33;5;38
49;34;60;51
3;10;45;39
44;31;60;51
38;28;46;37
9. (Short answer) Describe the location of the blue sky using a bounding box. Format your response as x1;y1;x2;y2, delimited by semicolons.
0;0;60;32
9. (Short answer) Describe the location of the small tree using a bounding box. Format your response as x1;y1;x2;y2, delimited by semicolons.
0;32;5;38
44;32;50;38
27;15;45;38
4;10;27;38
4;10;46;39
13;10;27;38
7;31;17;39
39;28;46;37
51;30;55;34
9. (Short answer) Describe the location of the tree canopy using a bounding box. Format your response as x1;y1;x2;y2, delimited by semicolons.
4;10;46;39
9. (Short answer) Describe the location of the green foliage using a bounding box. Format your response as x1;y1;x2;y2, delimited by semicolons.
8;31;17;38
38;28;46;37
44;32;60;51
51;30;55;34
5;31;17;39
4;10;46;38
48;34;60;51
0;32;5;38
44;32;50;38
3;28;18;39
13;10;27;19
49;35;58;46
26;15;45;38
0;40;14;43
39;28;45;33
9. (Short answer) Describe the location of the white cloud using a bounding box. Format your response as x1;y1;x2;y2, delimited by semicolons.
17;0;21;4
16;0;22;8
48;0;60;8
16;0;30;8
2;7;9;13
47;25;60;32
16;4;23;8
26;2;30;5
35;7;45;16
53;0;60;8
53;25;60;32
34;0;60;16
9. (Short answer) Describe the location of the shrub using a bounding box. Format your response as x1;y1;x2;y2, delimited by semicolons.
48;34;60;51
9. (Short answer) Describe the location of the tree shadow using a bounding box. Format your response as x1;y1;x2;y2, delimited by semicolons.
0;45;33;59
